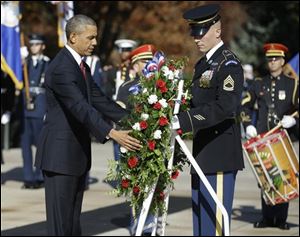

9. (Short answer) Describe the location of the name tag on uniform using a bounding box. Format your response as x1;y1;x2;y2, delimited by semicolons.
199;70;214;88
278;90;286;100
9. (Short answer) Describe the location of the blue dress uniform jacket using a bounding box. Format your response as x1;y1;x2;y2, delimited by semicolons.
116;76;139;110
241;73;299;137
178;45;245;174
24;56;49;118
35;47;128;176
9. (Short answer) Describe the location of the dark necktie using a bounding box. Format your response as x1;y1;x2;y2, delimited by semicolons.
80;61;86;80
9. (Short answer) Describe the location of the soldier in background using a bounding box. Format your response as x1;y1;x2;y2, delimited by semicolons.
242;43;299;230
20;34;50;189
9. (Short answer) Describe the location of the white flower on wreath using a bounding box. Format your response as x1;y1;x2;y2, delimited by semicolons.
148;94;158;104
153;130;162;139
141;113;149;120
143;88;148;94
158;98;168;108
120;146;128;153
132;122;141;131
174;69;181;79
161;66;175;80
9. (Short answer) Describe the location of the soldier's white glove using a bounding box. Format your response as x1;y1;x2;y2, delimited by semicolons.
171;115;181;130
1;111;11;125
20;46;29;59
246;125;257;138
280;115;296;128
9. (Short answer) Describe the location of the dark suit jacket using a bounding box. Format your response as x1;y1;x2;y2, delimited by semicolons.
35;47;128;176
178;45;245;174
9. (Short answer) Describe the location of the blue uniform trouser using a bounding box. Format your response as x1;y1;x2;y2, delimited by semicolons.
191;171;237;236
21;117;44;182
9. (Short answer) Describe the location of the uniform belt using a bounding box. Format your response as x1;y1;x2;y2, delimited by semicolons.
227;117;239;124
29;87;45;95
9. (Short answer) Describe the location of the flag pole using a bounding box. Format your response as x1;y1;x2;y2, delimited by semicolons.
20;32;33;110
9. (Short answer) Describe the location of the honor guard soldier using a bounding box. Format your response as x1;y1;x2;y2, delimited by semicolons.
172;4;244;236
116;44;156;110
21;33;50;189
241;43;299;230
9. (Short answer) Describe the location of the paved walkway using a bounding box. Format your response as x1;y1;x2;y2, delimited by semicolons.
1;140;299;236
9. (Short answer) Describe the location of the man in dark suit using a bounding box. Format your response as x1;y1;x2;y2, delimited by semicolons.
35;14;141;236
172;4;244;236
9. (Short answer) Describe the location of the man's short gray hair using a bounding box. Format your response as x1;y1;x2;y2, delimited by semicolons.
65;15;97;40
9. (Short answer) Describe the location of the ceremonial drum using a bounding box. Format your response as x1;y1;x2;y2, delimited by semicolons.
243;129;299;205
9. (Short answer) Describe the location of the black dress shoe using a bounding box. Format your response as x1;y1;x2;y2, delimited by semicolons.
35;180;44;189
277;222;290;230
253;219;270;228
22;182;38;189
142;232;152;236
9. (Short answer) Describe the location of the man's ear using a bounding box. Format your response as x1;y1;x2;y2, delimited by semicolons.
69;32;77;44
133;63;139;72
281;58;285;67
216;28;221;38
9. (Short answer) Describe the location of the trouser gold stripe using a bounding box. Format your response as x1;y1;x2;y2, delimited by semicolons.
216;172;223;236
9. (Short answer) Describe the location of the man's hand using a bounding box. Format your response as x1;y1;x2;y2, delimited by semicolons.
108;129;142;151
20;46;29;59
246;125;257;139
280;115;296;129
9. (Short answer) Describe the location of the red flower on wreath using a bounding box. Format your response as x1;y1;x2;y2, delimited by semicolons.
153;102;162;110
139;120;148;130
176;129;183;135
121;179;130;188
156;79;166;88
168;64;176;71
133;186;140;194
128;156;139;169
148;140;156;151
159;116;169;126
159;191;165;201
171;170;180;179
159;86;168;93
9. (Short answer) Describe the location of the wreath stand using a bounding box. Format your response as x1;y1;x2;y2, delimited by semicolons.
135;78;230;236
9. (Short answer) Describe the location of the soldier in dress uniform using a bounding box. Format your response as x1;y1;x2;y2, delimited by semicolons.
116;44;156;110
172;4;245;236
20;33;50;189
241;43;299;230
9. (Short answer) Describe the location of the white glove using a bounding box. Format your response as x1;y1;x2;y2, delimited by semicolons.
171;115;181;130
246;125;257;138
280;115;296;129
20;46;29;59
1;111;11;125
